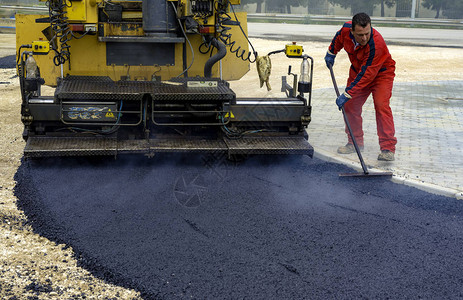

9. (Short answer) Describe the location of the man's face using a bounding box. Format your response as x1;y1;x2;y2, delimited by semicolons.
351;23;371;46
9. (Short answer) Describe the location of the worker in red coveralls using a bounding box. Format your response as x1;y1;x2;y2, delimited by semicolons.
325;12;397;161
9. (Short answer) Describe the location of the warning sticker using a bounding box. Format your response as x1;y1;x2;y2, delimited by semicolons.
105;109;115;118
224;111;235;119
63;103;117;122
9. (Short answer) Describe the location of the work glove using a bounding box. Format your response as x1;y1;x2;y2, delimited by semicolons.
256;55;272;91
336;92;351;110
324;51;336;68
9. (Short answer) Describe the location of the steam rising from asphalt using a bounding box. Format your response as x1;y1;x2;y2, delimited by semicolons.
14;154;463;299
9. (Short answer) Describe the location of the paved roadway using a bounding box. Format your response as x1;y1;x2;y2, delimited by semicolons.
248;23;463;48
310;81;463;199
14;155;463;299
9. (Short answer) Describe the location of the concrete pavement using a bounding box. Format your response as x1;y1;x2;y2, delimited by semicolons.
309;80;463;199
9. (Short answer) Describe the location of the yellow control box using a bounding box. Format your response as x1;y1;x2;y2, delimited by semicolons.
285;43;303;57
32;41;50;54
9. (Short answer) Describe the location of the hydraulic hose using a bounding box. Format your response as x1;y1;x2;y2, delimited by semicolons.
204;37;227;78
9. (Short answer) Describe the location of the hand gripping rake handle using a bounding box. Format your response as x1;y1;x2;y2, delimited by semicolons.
328;64;370;175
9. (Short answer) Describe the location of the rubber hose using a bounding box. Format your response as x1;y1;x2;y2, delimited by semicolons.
204;38;227;78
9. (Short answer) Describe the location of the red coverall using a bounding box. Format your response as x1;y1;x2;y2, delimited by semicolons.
328;22;397;152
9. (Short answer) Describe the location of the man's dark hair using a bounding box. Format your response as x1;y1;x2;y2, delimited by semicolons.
352;13;371;29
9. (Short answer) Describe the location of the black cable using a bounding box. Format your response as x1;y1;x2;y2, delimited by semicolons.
47;0;72;66
213;1;257;63
229;3;258;61
199;39;212;54
16;45;24;67
16;45;31;68
71;30;91;39
170;1;195;78
267;49;285;56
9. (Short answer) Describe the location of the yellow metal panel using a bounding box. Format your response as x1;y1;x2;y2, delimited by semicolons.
67;0;87;21
104;23;144;37
177;0;189;17
16;10;249;85
86;1;99;23
63;39;190;83
16;14;61;86
66;0;99;23
229;0;241;5
122;11;143;19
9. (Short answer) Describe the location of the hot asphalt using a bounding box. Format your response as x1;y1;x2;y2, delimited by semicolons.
4;23;463;299
14;154;463;299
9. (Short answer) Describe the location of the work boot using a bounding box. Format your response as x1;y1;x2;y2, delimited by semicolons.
378;150;395;161
337;143;363;154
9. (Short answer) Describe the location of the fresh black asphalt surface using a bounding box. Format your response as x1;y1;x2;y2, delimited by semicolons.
0;55;16;69
4;51;463;299
14;154;463;299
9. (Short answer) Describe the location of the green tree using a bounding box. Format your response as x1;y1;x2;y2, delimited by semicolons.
300;0;326;14
380;0;395;17
327;0;378;16
265;0;303;13
422;0;446;18
442;0;463;19
422;0;463;19
240;0;265;13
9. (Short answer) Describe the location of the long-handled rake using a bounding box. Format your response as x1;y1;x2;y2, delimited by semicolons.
328;64;393;177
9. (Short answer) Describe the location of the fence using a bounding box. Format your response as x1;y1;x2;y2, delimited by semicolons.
242;0;462;20
2;1;462;22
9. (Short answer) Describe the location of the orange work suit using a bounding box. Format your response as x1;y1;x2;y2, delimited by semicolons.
328;22;397;152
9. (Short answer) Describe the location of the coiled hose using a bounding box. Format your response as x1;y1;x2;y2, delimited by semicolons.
47;0;72;66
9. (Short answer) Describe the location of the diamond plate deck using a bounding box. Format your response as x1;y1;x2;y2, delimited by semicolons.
25;137;118;157
24;136;313;158
56;76;236;102
225;137;313;156
118;139;228;153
